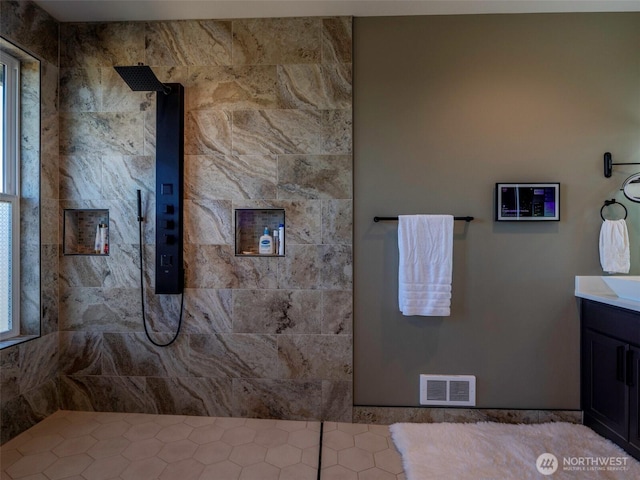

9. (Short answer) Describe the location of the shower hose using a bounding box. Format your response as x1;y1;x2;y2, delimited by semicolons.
137;189;184;347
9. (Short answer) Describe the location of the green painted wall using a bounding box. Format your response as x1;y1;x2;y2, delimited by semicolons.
354;13;640;408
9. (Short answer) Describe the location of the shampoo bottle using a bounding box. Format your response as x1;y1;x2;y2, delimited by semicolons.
259;227;273;254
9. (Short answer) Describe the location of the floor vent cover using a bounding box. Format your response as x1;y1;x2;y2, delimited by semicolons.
419;374;476;406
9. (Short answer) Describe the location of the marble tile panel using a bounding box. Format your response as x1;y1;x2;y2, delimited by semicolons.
289;201;324;243
0;0;59;65
101;333;189;378
41;275;59;336
41;60;59;119
20;377;59;419
185;110;232;156
277;335;352;381
232;379;322;420
184;199;233;245
182;288;233;334
322;17;353;64
103;243;140;289
21;61;41;152
1;379;59;445
148;65;190;88
232;18;321;65
40;130;59;201
59;331;102;376
538;410;582;424
59;375;151;414
0;395;34;444
59;154;102;200
107;195;156;245
143;109;156;157
19;286;40;337
59;67;101;113
60;22;145;68
277;245;322;290
60;112;144;157
322;380;353;423
442;408;540;424
59;287;140;332
277;63;352;110
185;154;277;201
232;109;325;156
41;200;58;246
322;199;352;245
18;333;58;395
139;292;183;334
352;407;445;425
59;254;106;288
0;346;20;401
20;204;39;248
277;155;352;200
184;244;277;289
189;334;278;379
100;67;151;113
102;154;154;200
20;158;40;203
324;109;353;154
322;290;352;335
232;289;321;334
146;377;233;417
187;65;277;111
321;245;353;290
145;20;232;67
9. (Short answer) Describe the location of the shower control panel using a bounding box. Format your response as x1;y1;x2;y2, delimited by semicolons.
155;83;184;294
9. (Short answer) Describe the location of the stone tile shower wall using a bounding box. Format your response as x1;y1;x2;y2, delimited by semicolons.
0;0;60;444
58;17;353;421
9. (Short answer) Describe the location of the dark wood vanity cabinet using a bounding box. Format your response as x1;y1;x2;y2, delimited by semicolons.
580;299;640;461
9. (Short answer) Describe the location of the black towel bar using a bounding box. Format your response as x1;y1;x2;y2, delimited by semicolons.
374;216;474;222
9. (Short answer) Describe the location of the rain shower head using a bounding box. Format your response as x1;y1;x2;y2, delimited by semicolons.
114;64;171;95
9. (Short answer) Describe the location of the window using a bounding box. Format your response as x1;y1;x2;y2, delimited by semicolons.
0;50;20;340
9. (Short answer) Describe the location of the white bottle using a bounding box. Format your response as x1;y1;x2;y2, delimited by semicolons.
100;224;109;254
94;224;102;254
259;227;273;254
278;224;285;255
273;228;279;255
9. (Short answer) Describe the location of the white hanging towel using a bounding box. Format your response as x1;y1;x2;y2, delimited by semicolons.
599;219;630;274
398;215;454;316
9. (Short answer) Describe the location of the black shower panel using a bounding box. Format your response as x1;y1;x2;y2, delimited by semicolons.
155;83;184;294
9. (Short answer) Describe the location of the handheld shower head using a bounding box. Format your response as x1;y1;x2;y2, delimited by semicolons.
114;64;171;95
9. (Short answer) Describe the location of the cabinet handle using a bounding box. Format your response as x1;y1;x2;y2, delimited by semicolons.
626;350;635;387
616;346;626;382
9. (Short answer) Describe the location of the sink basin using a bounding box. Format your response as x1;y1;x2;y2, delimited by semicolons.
601;276;640;301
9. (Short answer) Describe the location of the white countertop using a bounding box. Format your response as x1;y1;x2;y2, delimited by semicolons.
575;276;640;313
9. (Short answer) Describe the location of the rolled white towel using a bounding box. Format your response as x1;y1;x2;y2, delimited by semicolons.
599;219;630;274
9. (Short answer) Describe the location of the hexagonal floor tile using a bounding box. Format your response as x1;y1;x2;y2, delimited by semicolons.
0;411;406;480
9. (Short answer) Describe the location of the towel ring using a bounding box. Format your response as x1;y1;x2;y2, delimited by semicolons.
600;199;628;221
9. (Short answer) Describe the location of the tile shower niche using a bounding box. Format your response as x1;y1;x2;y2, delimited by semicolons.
235;209;285;256
63;209;109;255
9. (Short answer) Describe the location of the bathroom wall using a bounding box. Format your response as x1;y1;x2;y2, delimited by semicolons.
57;17;353;421
0;0;60;443
354;13;640;410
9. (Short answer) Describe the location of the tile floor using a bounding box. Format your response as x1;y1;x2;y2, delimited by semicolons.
0;411;405;480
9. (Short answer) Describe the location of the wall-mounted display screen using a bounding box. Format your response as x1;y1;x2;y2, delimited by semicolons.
495;183;560;221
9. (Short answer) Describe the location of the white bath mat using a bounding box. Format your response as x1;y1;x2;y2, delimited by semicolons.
390;422;640;479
